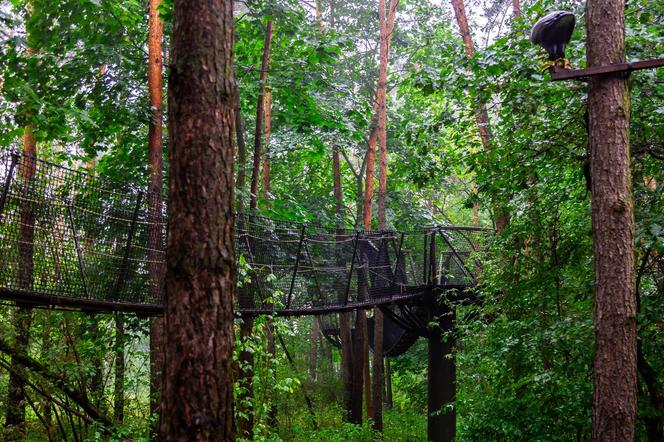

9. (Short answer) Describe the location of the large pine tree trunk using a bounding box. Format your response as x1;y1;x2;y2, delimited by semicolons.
146;0;165;438
159;0;236;439
586;1;637;440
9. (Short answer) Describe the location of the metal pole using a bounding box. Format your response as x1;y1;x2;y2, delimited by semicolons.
113;192;144;301
342;231;360;305
286;224;306;309
429;231;436;285
391;232;405;287
0;153;19;225
66;200;90;299
427;303;456;442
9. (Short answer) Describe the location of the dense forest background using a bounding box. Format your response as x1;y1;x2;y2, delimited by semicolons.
0;0;662;440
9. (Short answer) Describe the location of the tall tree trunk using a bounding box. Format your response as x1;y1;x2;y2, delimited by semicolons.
159;0;236;439
450;0;508;231
239;22;274;437
385;357;393;409
586;1;636;440
235;80;247;212
114;316;125;424
373;0;398;430
512;0;521;19
333;145;355;422
87;317;104;410
146;0;165;438
5;109;37;439
261;90;272;200
6;7;38;430
250;20;274;210
309;317;320;381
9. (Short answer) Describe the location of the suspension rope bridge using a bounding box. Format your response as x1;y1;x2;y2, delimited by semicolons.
0;150;489;318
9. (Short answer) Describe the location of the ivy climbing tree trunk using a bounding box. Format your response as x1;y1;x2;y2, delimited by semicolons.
586;0;637;440
146;0;165;437
159;0;236;439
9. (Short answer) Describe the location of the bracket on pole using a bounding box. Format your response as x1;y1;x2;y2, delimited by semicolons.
550;58;664;81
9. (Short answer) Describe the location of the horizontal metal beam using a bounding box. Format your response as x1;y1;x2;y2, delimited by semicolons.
0;288;162;316
550;58;664;81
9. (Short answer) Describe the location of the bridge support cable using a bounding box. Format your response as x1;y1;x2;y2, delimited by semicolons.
286;225;306;309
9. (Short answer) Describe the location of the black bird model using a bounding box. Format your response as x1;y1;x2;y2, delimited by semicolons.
531;11;576;68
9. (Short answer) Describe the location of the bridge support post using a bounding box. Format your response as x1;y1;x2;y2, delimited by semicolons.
427;302;455;442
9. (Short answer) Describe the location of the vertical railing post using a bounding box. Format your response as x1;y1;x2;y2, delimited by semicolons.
286;224;306;310
343;231;360;306
0;153;19;223
429;230;437;285
390;232;404;287
66;199;90;299
423;232;429;285
113;192;144;301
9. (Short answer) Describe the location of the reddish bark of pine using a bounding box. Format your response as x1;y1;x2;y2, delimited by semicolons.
146;0;165;436
159;0;236;439
586;1;637;440
373;0;398;430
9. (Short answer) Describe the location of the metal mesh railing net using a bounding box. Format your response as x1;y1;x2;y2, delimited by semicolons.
0;151;489;315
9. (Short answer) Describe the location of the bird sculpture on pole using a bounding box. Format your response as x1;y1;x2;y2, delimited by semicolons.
531;11;576;69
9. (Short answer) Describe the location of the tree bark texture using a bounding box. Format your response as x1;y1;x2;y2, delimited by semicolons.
147;0;165;436
586;1;637;440
261;90;272;200
160;0;236;439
